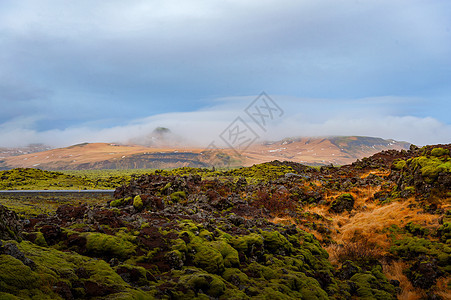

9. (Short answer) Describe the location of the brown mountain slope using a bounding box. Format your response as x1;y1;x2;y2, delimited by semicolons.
0;136;410;170
244;136;410;166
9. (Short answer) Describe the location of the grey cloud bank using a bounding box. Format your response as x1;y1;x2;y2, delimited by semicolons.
0;1;450;147
1;96;449;147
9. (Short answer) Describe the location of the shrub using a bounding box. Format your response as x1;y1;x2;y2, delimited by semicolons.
332;236;383;266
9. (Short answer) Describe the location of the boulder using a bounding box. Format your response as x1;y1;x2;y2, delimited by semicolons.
329;193;355;213
0;205;22;240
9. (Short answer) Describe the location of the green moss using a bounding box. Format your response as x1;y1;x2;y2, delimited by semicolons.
220;162;297;181
210;240;239;267
431;147;449;157
178;219;200;233
104;289;155;299
133;195;143;210
34;231;48;247
292;273;329;300
193;243;224;274
404;222;429;236
390;236;451;274
231;233;264;254
160;182;171;194
140;222;150;229
172;238;188;253
178;271;226;298
0;292;21;299
0;240;136;299
329;193;355;213
0;255;48;298
259;287;293;299
84;232;136;259
222;268;250;286
302;240;329;259
83;259;126;287
410;156;451;182
350;272;396;300
393;159;407;170
390;236;450;259
261;230;292;254
170;191;187;202
110;197;132;208
437;222;451;243
198;229;213;240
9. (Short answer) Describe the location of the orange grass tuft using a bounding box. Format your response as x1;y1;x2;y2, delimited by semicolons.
435;277;451;300
383;261;425;300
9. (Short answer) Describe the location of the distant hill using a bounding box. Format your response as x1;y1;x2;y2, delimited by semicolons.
0;144;52;158
0;136;410;170
243;136;410;166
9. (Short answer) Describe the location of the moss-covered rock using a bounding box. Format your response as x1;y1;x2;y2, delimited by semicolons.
410;156;451;182
231;233;264;257
437;222;451;243
261;230;292;254
222;268;250;287
0;254;53;299
210;240;239;267
350;271;396;300
170;191;187;202
431;147;449;157
110;197;132;208
329;193;355;213
404;222;429;237
193;243;224;274
0;240;145;299
392;159;407;170
0;205;22;241
84;232;136;259
132;195;143;210
178;270;226;298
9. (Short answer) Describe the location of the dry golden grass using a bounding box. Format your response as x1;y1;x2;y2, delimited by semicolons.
331;200;439;248
435;277;451;300
305;194;445;298
360;169;391;179
383;261;425;300
273;181;448;299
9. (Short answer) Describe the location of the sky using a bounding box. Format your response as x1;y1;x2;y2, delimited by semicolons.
0;0;450;147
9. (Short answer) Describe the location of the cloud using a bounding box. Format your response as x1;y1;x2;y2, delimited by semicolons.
0;1;449;147
0;95;449;148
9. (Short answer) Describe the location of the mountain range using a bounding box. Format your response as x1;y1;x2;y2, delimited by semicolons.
0;136;410;170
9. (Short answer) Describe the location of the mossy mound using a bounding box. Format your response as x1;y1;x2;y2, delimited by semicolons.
329;193;355;213
84;232;136;259
0;240;153;299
